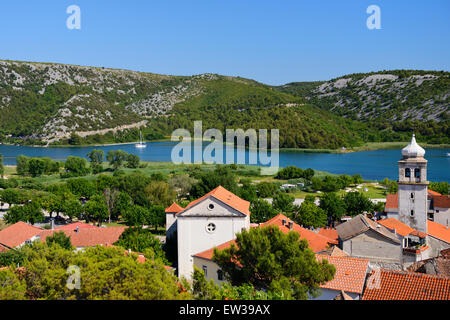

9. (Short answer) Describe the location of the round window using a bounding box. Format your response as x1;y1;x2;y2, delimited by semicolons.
208;203;215;210
206;223;216;233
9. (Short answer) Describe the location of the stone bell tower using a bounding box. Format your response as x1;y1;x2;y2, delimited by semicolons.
397;134;428;234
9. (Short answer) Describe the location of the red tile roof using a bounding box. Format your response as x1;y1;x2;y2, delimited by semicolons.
0;243;9;253
193;239;237;260
433;195;450;208
181;186;250;216
427;220;450;243
385;193;399;210
377;218;418;237
260;214;338;252
362;269;450;300
38;227;127;248
0;222;43;248
318;228;339;242
316;255;369;294
165;202;184;213
428;190;442;196
55;222;99;231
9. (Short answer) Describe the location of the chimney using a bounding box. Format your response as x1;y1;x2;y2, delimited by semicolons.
75;226;79;233
288;221;293;230
50;218;55;230
282;219;286;226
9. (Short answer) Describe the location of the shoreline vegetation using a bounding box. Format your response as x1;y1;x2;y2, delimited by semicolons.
2;139;449;154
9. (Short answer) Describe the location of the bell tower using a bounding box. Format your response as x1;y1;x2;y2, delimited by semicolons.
397;134;428;234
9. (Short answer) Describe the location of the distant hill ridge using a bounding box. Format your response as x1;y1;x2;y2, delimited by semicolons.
0;60;448;148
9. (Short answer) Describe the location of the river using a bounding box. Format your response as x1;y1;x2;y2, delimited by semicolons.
0;142;448;181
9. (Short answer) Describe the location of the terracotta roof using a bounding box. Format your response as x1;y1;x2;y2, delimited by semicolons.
334;290;353;300
165;202;184;213
193;239;237;260
428;190;442;196
38;227;127;247
427;220;450;243
55;222;99;231
336;215;401;244
362;269;450;300
318;246;349;257
261;214;338;252
385;193;399;210
0;222;43;248
316;255;369;294
377;218;417;237
0;243;9;253
317;228;338;242
180;186;250;216
432;195;450;208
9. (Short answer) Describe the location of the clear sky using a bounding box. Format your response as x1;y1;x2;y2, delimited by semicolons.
1;0;449;85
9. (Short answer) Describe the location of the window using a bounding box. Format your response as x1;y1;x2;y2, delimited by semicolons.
208;203;215;210
202;265;208;277
410;210;414;217
217;270;223;281
405;168;411;177
414;168;421;178
206;223;216;233
410;193;414;199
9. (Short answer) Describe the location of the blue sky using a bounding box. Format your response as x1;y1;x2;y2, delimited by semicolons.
1;0;449;85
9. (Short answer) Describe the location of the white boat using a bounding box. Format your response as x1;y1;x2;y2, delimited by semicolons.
447;153;450;157
135;130;147;149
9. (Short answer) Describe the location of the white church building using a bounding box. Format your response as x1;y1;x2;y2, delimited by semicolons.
165;186;250;280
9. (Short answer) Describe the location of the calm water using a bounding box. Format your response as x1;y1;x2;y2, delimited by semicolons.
0;142;448;182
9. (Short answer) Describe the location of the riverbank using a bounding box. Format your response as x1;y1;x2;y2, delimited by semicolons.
4;139;449;154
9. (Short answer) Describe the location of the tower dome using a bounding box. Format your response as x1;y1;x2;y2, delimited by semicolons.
402;134;425;158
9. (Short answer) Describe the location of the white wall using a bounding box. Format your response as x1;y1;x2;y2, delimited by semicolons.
433;207;449;227
177;196;249;280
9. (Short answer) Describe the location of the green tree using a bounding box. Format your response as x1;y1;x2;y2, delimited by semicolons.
342;192;374;216
429;181;449;195
238;179;257;203
62;156;90;178
62;198;83;221
16;243;187;300
144;181;176;207
190;165;238;198
148;205;166;232
87;149;104;174
66;178;96;199
256;182;278;198
45;231;73;250
0;154;4;178
352;174;363;185
319;192;345;224
292;201;327;228
83;195;108;225
114;227;167;262
250;199;277;223
1;188;21;208
16;155;30;176
123;204;150;227
126;154;140;169
4;201;44;225
28;158;46;177
212;225;335;300
107;150;129;171
0;267;27;300
272;192;295;215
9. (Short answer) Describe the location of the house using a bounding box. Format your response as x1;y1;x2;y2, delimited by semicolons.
0;221;127;252
362;269;450;300
192;237;370;300
38;226;127;250
165;202;184;239
166;186;250;280
407;248;450;278
193;214;340;286
312;255;369;300
0;221;44;250
336;214;404;269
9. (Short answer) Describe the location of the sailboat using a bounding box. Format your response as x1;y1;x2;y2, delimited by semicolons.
135;130;147;149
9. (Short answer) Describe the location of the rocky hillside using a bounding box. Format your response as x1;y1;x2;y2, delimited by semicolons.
0;61;448;147
278;70;449;122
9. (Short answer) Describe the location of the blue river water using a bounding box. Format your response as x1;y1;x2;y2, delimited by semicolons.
0;142;448;182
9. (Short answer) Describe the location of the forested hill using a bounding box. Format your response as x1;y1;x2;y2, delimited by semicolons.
0;60;448;148
276;70;450;144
